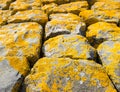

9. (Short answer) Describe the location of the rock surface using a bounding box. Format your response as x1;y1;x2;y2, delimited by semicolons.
48;1;88;15
0;22;43;65
43;35;96;60
0;56;30;92
86;22;120;47
79;10;120;25
8;10;48;25
97;41;120;91
24;57;116;92
0;0;120;92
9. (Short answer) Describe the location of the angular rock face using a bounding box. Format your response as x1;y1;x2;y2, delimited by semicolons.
8;10;48;25
48;1;88;15
45;19;86;39
0;0;13;10
9;0;42;12
41;3;58;15
24;57;116;92
97;41;120;91
49;13;81;21
0;56;30;92
0;22;43;65
86;22;120;48
88;0;120;5
91;1;120;10
43;35;96;60
79;10;120;25
0;10;12;26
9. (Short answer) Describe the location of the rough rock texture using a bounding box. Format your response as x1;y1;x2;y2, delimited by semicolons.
24;57;116;92
0;0;120;92
88;0;120;5
0;22;43;65
79;10;120;25
43;35;96;60
49;13;81;21
8;10;48;25
45;19;86;39
9;0;42;12
48;1;88;15
0;0;13;10
86;22;120;48
91;1;120;10
97;41;120;91
0;56;30;92
0;10;12;26
41;3;58;15
41;0;87;4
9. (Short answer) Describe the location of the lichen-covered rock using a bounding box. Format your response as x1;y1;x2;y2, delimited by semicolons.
43;35;96;60
0;0;13;10
91;2;120;10
8;10;48;25
0;56;30;92
79;10;120;25
88;0;120;5
24;57;116;92
50;1;88;15
86;22;120;48
97;41;120;91
41;0;69;5
41;3;58;15
0;10;12;26
45;19;86;39
9;0;42;12
41;0;86;4
49;13;81;21
0;22;43;65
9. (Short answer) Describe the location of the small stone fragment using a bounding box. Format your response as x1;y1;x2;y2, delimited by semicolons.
0;56;30;92
97;41;120;91
24;57;116;92
43;35;96;60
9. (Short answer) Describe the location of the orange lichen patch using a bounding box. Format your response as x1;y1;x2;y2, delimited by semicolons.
79;10;120;25
50;1;88;15
0;0;13;9
41;3;58;15
97;41;120;90
43;35;96;60
45;19;86;39
91;2;120;10
0;56;30;76
24;57;116;92
86;22;120;48
0;22;43;65
0;10;12;26
8;10;48;25
49;13;81;21
9;0;42;12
